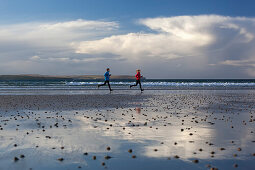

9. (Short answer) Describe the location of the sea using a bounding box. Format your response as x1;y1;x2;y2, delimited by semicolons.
0;79;254;94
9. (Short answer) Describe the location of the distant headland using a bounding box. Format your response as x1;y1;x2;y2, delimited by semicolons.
0;74;144;81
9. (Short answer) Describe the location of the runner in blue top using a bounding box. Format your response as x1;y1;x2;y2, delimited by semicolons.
98;68;113;91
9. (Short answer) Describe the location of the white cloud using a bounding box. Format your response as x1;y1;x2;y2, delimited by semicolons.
75;32;209;61
76;16;220;61
29;55;121;63
220;59;255;67
0;19;118;39
219;59;255;77
0;16;255;78
76;15;255;61
0;19;120;74
74;15;255;78
30;55;40;60
0;19;119;53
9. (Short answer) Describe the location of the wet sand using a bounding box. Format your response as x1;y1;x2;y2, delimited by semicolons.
0;90;254;170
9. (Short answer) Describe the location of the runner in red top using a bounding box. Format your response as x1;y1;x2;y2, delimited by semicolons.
135;71;141;80
130;69;144;91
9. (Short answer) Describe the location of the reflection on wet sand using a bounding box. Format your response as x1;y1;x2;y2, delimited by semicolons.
135;107;141;114
77;106;250;161
0;91;254;170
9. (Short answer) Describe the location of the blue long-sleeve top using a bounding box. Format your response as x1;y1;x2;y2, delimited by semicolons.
104;71;111;81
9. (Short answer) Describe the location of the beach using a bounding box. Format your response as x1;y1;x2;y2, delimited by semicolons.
0;90;254;170
2;0;255;169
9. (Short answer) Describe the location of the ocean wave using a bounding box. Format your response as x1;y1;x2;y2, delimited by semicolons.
0;80;254;89
66;81;255;87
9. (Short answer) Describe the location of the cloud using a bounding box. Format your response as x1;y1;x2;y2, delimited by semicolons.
75;32;210;61
220;59;255;67
0;19;119;55
219;59;255;77
30;55;122;63
0;15;255;78
30;55;40;60
76;15;254;60
75;16;218;61
0;19;120;74
0;19;118;40
74;15;255;78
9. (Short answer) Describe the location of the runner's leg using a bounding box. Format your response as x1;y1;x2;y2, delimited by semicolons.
130;80;139;88
138;80;142;89
107;81;112;91
98;81;107;87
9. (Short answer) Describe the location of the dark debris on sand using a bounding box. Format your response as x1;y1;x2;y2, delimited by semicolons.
1;92;255;169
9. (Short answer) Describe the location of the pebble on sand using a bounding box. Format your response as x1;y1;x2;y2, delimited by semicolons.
219;147;225;151
104;155;112;160
14;157;19;162
1;89;255;169
174;155;180;159
210;168;218;170
57;158;64;162
192;159;199;163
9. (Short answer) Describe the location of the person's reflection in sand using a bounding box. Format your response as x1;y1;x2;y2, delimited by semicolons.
135;107;141;114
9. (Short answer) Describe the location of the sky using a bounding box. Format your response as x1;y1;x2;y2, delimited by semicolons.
0;0;255;78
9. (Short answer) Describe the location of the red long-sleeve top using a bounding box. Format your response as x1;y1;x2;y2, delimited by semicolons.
135;72;141;80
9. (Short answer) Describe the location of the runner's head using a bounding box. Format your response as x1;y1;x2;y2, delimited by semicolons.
136;69;140;73
106;68;110;72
